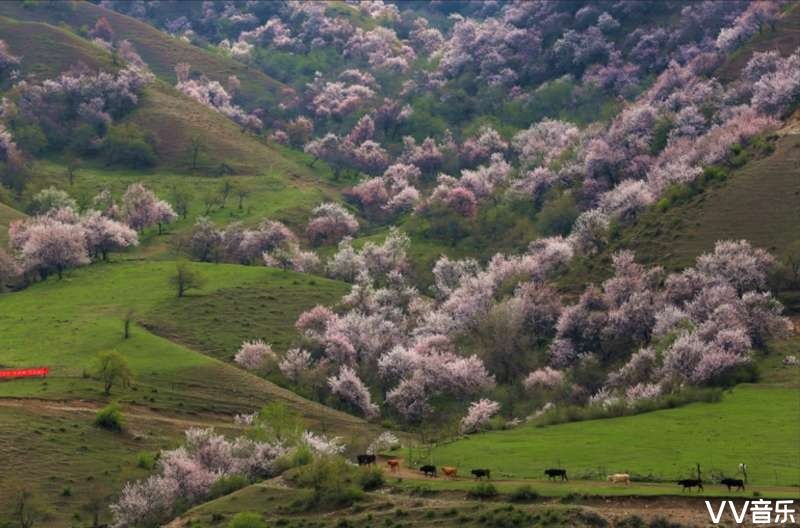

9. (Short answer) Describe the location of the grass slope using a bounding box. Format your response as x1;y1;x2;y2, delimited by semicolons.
0;201;25;247
613;131;800;272
0;15;327;176
144;276;346;360
127;82;326;175
0;260;369;525
172;482;604;528
0;15;114;79
0;1;285;109
0;260;362;427
427;382;800;487
21;158;334;261
718;3;800;82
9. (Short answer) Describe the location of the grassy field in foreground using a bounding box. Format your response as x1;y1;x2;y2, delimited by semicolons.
175;482;602;528
392;476;800;500
425;384;800;487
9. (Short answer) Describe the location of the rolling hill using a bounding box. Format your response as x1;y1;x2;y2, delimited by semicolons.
0;1;286;109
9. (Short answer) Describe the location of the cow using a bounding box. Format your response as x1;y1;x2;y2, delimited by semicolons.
357;454;376;466
471;469;491;480
721;478;745;492
544;468;568;481
441;466;458;478
420;464;437;477
678;479;704;492
607;473;630;485
387;459;400;473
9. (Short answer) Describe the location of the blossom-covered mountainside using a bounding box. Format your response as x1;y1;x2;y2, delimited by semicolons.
0;1;798;527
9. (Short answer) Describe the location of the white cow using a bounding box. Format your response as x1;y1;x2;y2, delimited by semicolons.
607;473;631;485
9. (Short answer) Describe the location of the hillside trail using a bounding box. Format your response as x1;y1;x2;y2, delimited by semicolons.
162;471;723;528
0;397;240;430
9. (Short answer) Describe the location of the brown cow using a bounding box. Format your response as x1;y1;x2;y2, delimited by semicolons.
387;459;400;473
441;466;458;478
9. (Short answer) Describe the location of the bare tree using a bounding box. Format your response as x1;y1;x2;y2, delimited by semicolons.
169;261;205;297
189;136;204;171
219;178;234;208
123;308;134;339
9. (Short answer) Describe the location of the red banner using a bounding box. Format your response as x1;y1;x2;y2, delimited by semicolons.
0;367;49;379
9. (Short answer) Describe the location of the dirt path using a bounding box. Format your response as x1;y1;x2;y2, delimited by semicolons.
0;397;240;430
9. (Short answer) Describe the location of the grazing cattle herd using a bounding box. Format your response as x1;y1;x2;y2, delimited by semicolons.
355;454;751;494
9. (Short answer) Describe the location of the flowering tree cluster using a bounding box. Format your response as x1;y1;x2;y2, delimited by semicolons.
305;202;359;246
121;183;177;233
234;340;275;371
175;63;262;132
346;163;420;220
110;427;288;527
15;63;152;154
533;242;791;411
187;215;317;272
459;399;501;434
8;203;138;280
426;154;512;216
328;365;379;418
0;39;20;80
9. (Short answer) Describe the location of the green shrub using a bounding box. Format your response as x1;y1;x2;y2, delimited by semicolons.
227;512;267;528
94;403;124;432
210;474;249;499
136;451;155;470
466;483;498;500
104;123;157;168
288;456;365;509
509;485;539;503
536;193;578;237
358;466;385;491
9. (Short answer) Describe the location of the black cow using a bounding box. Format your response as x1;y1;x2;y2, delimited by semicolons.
720;478;745;492
471;469;491;480
677;479;703;492
357;454;376;466
420;464;437;477
544;468;568;481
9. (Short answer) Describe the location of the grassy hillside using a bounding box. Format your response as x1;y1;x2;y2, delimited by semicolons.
127;82;323;175
0;15;327;177
0;1;286;109
718;3;800;82
0;15;114;79
0;260;371;525
0;261;354;419
612;131;800;273
0;201;25;247
174;482;613;528
426;354;800;488
429;385;799;486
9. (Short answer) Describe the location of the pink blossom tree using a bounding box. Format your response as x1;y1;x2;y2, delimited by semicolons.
81;210;139;260
305;202;359;246
278;348;313;382
11;217;90;279
459;399;500;434
327;365;379;418
234;340;275;371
